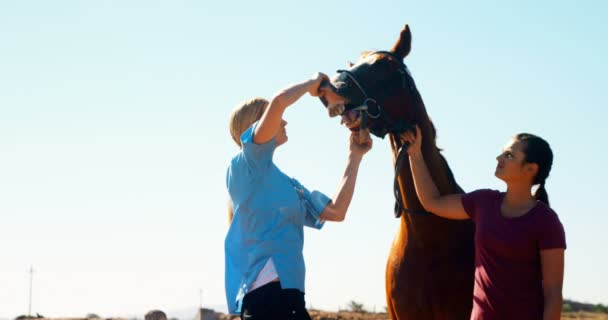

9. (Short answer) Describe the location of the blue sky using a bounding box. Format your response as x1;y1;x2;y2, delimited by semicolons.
1;0;606;317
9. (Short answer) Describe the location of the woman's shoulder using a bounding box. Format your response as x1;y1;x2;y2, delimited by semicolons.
228;151;246;172
461;189;500;211
534;201;562;223
226;151;254;187
467;188;501;200
532;202;567;247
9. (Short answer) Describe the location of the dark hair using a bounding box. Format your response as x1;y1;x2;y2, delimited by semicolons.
516;133;553;205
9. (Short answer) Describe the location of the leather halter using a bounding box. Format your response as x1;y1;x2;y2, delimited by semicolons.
334;51;417;139
333;51;432;218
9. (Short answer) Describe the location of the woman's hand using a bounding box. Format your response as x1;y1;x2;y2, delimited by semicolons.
401;125;422;157
349;129;373;158
307;72;329;97
402;125;470;220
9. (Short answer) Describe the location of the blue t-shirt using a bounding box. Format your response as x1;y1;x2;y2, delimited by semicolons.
224;121;330;314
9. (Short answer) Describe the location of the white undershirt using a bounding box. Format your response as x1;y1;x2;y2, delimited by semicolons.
249;257;279;291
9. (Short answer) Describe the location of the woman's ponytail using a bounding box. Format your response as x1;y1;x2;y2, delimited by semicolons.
533;180;549;206
516;133;553;207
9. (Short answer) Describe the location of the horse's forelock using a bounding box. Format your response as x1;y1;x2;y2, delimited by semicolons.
349;51;380;67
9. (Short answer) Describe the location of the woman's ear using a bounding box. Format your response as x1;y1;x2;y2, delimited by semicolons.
525;162;539;179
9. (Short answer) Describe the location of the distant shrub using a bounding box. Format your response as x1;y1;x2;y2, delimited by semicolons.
14;314;44;320
593;304;608;313
563;299;608;313
346;300;366;313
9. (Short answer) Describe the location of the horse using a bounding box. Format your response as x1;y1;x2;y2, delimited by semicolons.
318;24;476;320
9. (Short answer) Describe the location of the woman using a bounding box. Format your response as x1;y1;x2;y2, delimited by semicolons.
403;126;565;320
225;73;372;320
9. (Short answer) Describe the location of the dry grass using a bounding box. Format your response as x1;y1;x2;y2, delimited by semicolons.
561;312;608;319
218;311;608;320
308;310;389;320
21;311;608;320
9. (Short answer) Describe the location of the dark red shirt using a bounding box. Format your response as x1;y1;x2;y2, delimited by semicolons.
462;189;566;320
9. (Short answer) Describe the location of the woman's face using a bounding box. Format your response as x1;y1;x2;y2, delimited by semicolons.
275;119;288;147
495;139;535;184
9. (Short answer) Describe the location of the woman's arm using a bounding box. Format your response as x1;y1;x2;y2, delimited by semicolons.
320;131;372;222
254;73;328;144
541;248;565;320
402;126;469;220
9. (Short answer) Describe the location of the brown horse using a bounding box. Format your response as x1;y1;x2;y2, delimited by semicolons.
319;24;475;320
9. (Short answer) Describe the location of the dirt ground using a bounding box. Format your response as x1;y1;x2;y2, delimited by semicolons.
218;310;608;320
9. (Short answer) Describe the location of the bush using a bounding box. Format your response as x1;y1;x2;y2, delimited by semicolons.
346;300;366;313
593;304;608;313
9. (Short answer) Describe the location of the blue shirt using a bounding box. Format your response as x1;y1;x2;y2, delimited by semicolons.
224;121;330;314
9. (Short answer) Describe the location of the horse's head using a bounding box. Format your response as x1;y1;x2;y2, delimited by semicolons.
319;24;423;138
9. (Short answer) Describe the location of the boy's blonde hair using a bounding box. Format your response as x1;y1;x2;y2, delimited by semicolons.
229;97;268;148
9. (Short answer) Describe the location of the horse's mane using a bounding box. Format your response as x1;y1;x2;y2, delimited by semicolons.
350;51;377;67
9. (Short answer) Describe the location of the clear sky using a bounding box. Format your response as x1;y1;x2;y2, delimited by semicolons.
1;0;606;318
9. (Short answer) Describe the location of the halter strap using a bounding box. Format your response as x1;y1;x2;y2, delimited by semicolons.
335;56;415;137
336;70;369;99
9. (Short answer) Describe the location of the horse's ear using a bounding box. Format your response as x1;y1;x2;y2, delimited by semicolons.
391;24;412;59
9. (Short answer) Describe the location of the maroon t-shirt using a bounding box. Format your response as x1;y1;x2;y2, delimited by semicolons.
461;189;566;320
